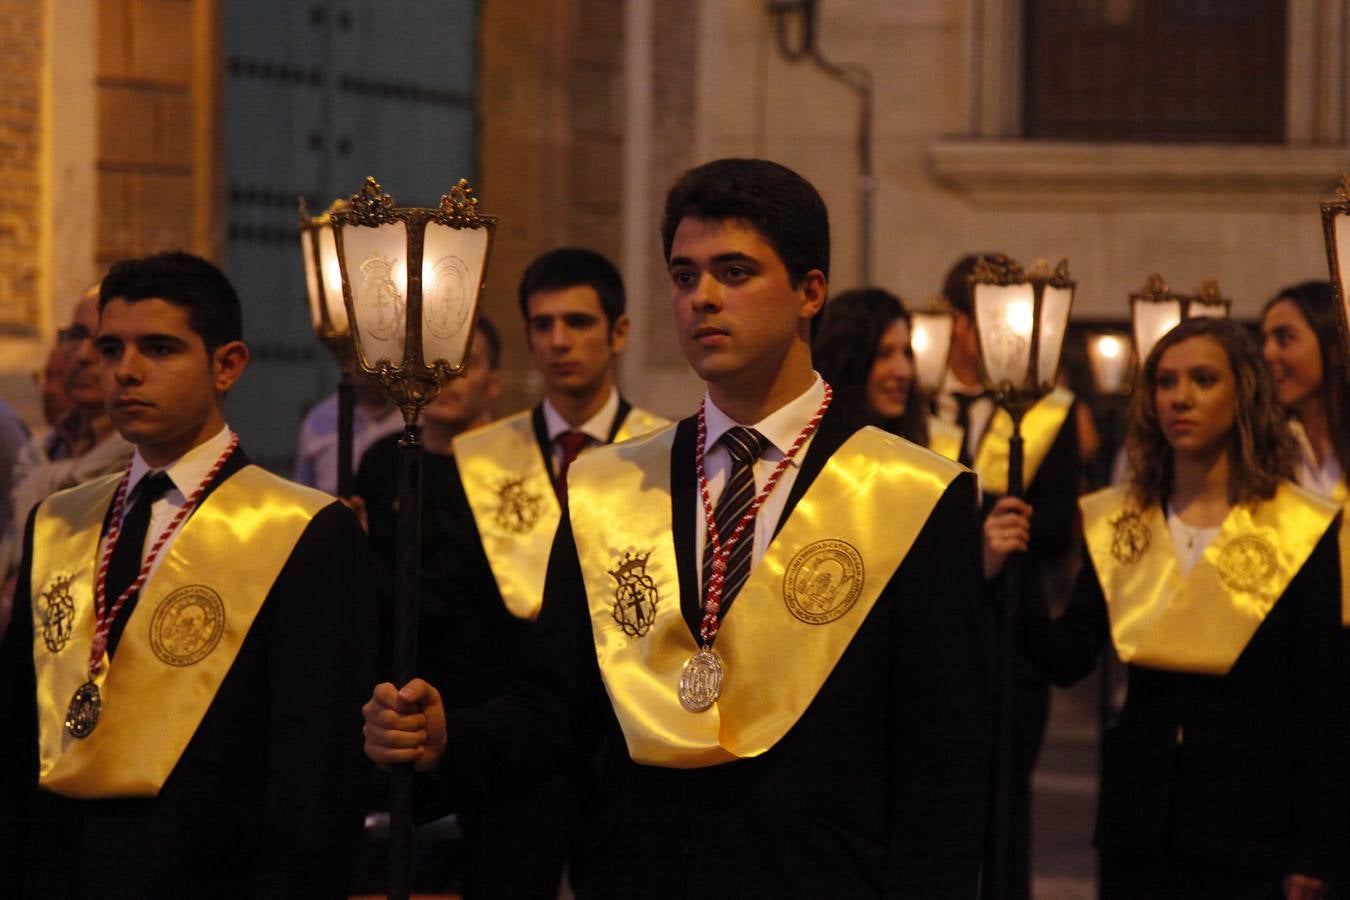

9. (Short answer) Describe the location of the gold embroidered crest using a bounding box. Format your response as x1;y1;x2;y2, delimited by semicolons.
493;476;543;534
39;574;76;653
610;551;659;638
1110;509;1150;564
1218;536;1278;594
783;539;864;625
150;585;226;667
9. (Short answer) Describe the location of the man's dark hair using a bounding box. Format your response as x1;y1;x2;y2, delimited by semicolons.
474;313;502;370
941;253;1000;318
517;247;626;328
99;251;243;352
660;158;830;286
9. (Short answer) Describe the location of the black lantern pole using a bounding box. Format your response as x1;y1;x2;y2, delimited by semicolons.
969;255;1074;900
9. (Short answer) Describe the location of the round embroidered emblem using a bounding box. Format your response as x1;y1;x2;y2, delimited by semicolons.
1110;510;1150;564
39;574;76;653
609;551;659;638
1218;536;1277;594
150;585;226;667
494;477;543;534
783;539;865;625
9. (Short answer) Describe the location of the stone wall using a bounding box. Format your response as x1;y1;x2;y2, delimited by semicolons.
0;0;44;336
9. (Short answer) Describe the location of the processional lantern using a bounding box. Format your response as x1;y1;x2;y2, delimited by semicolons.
908;301;954;394
1320;174;1350;366
1086;331;1133;396
329;176;496;900
970;254;1074;419
330;176;495;420
1129;273;1230;365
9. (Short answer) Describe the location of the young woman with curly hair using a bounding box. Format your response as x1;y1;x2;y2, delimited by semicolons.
1019;316;1347;899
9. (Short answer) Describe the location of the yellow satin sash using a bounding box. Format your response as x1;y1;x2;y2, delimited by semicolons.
927;417;964;463
568;426;963;768
1081;482;1339;675
973;386;1074;495
455;406;671;620
614;407;671;443
29;466;330;798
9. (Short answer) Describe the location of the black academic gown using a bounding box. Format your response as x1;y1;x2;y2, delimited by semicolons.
433;405;992;899
0;450;379;899
409;400;644;899
1020;523;1348;893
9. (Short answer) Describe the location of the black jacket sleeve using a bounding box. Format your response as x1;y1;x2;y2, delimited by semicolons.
1017;543;1109;687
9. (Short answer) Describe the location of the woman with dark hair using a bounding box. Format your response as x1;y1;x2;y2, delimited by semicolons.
812;287;929;445
1020;316;1347;899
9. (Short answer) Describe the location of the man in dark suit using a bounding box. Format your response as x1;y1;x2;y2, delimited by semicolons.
0;251;377;897
935;253;1083;900
364;159;991;898
398;248;666;898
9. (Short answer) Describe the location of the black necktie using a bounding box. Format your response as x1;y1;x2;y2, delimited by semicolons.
105;471;175;656
702;427;767;613
954;392;976;466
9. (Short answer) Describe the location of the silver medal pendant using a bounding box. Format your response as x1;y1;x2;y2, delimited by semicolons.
678;647;724;713
65;681;102;738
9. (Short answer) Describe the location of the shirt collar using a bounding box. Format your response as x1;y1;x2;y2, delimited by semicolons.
127;425;233;498
542;387;620;445
701;374;825;466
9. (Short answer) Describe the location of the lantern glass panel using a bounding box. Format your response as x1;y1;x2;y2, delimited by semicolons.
318;224;348;334
1336;214;1350;340
1188;299;1228;319
1036;284;1072;388
1087;332;1131;394
342;221;408;365
300;231;322;333
1132;298;1182;364
420;221;488;367
975;282;1035;387
909;312;952;393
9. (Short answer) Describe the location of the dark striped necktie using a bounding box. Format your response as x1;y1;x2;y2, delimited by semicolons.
702;426;767;612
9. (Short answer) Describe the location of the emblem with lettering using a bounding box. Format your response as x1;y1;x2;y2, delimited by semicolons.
493;476;543;534
783;539;864;625
1110;509;1150;564
150;585;226;667
1218;536;1277;594
39;574;76;653
610;551;659;638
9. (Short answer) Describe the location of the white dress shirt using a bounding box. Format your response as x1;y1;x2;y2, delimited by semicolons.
541;387;620;477
693;375;825;583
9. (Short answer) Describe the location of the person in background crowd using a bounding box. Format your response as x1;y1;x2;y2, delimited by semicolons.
2;287;134;629
0;251;377;896
364;158;991;898
398;249;667;899
35;342;73;430
812;286;1033;582
933;253;1081;900
1020;315;1346;899
293;373;403;497
353;315;502;570
1260;279;1350;897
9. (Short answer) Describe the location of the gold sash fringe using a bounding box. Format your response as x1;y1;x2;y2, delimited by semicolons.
455;406;670;620
568;426;962;768
30;467;329;798
973;386;1074;495
1081;482;1339;675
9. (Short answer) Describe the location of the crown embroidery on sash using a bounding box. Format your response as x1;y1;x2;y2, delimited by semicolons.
493;476;543;534
1218;536;1277;594
1110;509;1150;564
39;574;76;653
610;551;659;638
